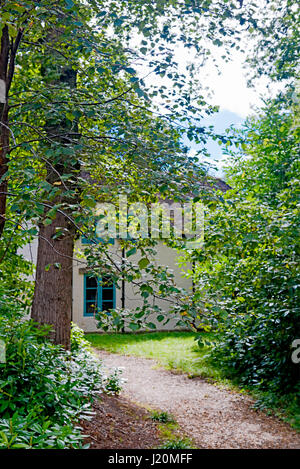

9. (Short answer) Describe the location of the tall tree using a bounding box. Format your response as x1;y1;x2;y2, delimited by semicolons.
0;17;23;236
0;0;262;347
31;28;79;348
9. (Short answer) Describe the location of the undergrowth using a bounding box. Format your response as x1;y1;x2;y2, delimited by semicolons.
0;298;122;449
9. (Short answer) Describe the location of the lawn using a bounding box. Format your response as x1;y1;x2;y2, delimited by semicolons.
86;330;300;430
86;331;222;380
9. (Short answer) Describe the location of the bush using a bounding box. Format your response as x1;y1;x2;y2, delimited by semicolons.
71;322;91;353
189;97;300;396
197;195;299;393
103;368;124;395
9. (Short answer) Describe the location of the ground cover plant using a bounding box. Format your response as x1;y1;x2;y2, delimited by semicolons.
0;296;122;449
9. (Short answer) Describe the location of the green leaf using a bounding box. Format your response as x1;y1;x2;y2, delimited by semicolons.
128;322;140;331
43;219;53;226
146;322;156;330
126;247;137;257
138;257;150;269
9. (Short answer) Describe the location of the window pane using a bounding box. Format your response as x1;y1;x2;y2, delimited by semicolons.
101;276;113;288
102;288;113;301
86;302;97;315
101;301;114;311
84;274;114;316
86;276;97;288
86;289;97;301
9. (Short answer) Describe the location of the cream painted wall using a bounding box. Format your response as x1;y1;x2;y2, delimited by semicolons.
72;238;193;332
19;236;193;332
18;236;38;283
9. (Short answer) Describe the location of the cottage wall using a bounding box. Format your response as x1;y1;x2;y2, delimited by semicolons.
72;238;192;332
19;237;193;333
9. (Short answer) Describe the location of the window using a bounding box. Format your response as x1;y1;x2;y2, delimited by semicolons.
81;236;114;245
84;274;115;317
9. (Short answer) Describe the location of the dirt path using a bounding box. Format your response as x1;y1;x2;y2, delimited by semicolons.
94;350;300;449
81;394;161;449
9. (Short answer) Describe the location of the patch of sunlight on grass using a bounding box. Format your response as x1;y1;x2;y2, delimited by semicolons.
86;331;222;380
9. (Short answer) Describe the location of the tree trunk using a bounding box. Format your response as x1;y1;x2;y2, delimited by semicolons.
31;30;79;349
0;25;10;237
31;210;74;349
0;103;9;237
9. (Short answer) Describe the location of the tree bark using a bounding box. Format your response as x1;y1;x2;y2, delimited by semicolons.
0;25;10;237
0;23;23;237
0;103;9;237
31;211;74;349
31;98;78;348
31;29;79;349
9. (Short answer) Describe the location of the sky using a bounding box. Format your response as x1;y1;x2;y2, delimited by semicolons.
133;28;283;178
179;46;284;177
186;110;244;177
188;51;254;177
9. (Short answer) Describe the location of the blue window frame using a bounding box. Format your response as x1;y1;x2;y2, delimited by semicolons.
83;274;116;317
82;236;115;245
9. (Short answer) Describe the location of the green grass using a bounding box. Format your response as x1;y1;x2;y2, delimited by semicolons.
86;331;222;380
147;407;195;449
87;330;300;432
150;410;176;423
158;437;195;449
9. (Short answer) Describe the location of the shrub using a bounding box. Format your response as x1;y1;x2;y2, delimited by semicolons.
195;194;300;393
188;98;300;396
71;322;91;353
103;368;124;395
0;297;122;449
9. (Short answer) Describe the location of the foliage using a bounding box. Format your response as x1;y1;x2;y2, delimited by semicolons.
71;322;91;353
0;294;122;449
150;411;175;423
0;214;34;308
246;0;300;82
252;385;300;430
186;96;300;394
158;437;194;449
103;368;124;396
0;0;268;336
226;93;299;207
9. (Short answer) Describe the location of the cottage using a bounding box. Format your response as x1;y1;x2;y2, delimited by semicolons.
21;177;230;333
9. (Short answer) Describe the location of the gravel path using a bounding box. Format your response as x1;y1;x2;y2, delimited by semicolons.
96;350;300;449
